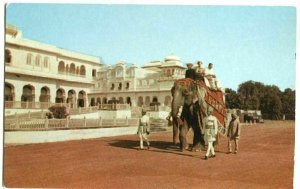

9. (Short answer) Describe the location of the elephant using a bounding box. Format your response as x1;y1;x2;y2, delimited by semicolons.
171;79;206;152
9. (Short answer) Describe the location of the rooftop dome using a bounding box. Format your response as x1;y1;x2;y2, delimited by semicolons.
164;55;181;62
142;60;162;68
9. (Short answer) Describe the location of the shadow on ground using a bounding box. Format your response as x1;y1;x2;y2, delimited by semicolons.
107;139;201;157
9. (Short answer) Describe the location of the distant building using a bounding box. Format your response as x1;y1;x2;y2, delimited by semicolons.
5;25;186;111
89;55;186;108
5;25;102;109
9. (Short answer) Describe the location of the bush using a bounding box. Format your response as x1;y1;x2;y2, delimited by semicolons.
48;105;70;119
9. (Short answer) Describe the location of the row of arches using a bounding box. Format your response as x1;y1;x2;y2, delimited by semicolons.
6;49;51;68
110;82;130;90
26;53;49;68
89;95;172;107
58;61;86;76
90;96;132;106
5;49;12;63
5;82;87;108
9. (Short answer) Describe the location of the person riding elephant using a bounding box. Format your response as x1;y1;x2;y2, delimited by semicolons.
185;63;196;80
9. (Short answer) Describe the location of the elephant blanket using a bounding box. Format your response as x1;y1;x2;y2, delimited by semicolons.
175;78;226;127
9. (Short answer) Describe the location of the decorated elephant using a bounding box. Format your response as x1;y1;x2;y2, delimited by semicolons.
171;79;206;151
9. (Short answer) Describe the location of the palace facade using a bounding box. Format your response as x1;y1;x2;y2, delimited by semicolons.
5;25;186;110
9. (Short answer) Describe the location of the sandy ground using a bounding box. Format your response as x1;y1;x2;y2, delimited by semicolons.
3;120;294;188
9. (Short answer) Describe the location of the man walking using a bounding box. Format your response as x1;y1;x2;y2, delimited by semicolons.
227;113;241;154
203;107;218;160
137;109;151;150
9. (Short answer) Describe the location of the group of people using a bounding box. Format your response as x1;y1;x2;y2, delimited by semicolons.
186;61;221;91
203;107;241;160
137;108;241;160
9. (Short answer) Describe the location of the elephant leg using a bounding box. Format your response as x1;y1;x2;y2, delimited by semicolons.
179;124;188;151
172;121;179;145
191;124;201;151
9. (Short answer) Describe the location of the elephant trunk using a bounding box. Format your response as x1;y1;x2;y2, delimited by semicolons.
171;91;183;118
171;89;183;145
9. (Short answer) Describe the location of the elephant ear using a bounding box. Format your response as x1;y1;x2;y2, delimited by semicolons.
171;86;175;96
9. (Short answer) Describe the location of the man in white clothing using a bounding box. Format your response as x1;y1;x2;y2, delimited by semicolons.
137;109;151;150
203;106;218;160
205;63;221;90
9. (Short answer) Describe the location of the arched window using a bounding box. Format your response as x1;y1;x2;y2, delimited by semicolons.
35;55;41;66
21;85;35;108
44;57;49;68
103;97;107;104
58;61;65;73
96;97;101;104
39;86;50;106
5;49;11;63
67;89;76;108
152;96;158;103
27;54;33;65
80;65;86;76
126;97;132;106
90;98;96;106
70;63;76;74
137;96;143;107
55;88;65;103
5;82;14;101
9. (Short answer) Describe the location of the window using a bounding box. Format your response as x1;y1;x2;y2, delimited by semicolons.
27;54;33;65
35;55;41;66
5;49;11;63
80;65;86;76
92;69;96;77
58;61;65;72
111;83;115;90
70;63;76;74
44;57;49;67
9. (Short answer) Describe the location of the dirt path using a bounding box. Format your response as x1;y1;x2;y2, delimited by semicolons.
4;121;294;188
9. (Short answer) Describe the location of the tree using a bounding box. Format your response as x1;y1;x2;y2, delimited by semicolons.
237;81;260;110
281;88;295;120
225;80;294;120
257;85;282;120
225;88;241;109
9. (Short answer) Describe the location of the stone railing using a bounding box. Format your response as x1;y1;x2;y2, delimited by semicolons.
5;104;131;121
5;101;130;110
4;117;140;131
5;101;70;109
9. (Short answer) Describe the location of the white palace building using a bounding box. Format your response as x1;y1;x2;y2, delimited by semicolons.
5;25;186;113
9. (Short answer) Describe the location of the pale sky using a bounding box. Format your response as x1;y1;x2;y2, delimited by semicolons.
6;4;296;91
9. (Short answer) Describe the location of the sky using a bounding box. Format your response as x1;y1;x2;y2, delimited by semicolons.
5;4;296;91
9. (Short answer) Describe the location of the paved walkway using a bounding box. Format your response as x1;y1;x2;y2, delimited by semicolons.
4;121;294;188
